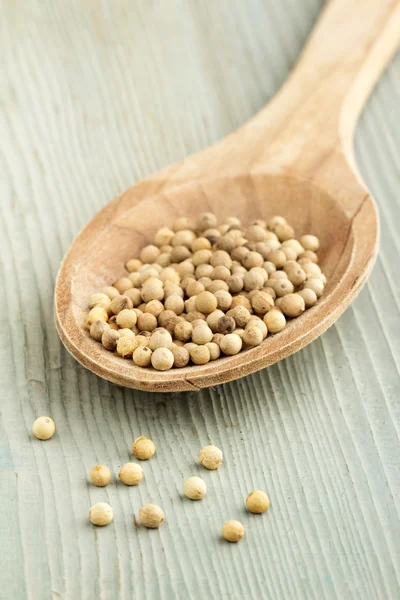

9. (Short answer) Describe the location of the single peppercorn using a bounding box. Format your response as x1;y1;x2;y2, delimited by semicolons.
116;309;137;329
90;465;111;487
149;329;173;350
89;502;113;526
171;345;190;368
220;333;242;355
279;293;306;317
102;329;120;351
132;436;156;460
110;295;133;314
119;462;144;486
184;476;207;500
133;346;152;367
264;310;286;333
297;288;318;307
195;291;218;314
222;520;245;543
192;324;213;345
117;336;138;358
190;345;210;365
90;320;110;341
199;445;223;470
139;504;165;528
114;277;133;294
243;326;263;346
32;416;55;440
246;490;270;514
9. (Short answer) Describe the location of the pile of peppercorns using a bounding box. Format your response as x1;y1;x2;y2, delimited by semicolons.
32;418;269;542
86;213;326;370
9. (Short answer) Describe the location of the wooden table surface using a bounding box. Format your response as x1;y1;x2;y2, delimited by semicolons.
1;1;399;599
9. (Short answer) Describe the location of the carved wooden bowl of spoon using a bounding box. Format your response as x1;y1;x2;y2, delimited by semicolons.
54;0;400;391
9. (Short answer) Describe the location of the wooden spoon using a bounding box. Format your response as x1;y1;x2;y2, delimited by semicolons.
55;0;400;392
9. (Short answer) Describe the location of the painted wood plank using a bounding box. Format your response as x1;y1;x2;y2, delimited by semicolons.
0;1;399;598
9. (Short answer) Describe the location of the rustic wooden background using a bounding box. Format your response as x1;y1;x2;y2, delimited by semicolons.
1;1;399;599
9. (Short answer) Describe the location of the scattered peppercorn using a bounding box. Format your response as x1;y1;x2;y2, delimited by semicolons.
246;490;270;514
89;502;113;526
132;436;156;460
199;445;223;470
32;416;56;440
183;476;207;500
222;520;245;542
139;504;165;528
118;462;144;486
90;465;112;487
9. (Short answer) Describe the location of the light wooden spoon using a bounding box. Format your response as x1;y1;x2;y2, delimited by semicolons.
55;0;400;392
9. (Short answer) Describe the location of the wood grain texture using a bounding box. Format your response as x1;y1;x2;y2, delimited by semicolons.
0;0;399;598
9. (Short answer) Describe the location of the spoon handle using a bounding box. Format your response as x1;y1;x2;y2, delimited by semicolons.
113;0;400;219
240;0;400;199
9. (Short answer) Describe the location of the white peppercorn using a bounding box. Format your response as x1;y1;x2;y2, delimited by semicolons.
279;293;305;317
171;345;190;368
90;465;111;487
151;347;174;370
206;309;225;332
192;324;213;345
246;490;270;513
86;307;108;329
149;328;173;350
190;345;210;365
222;520;245;543
133;346;152;367
217;315;236;334
243;326;264;346
118;328;136;339
213;289;233;312
164;294;184;315
220;333;242;355
300;234;319;251
264;310;286;333
90;320;110;341
184;476;207;500
32;416;55;440
119;462;144;486
102;329;120;350
132;436;156;460
227;306;251;328
271;279;294;297
117;336;138;358
174;320;193;342
137;312;158;332
125;258;143;272
304;278;324;297
116;309;137;329
207;279;229;294
110;295;133;314
297;288;318;307
89;502;113;526
251;291;274;315
206;342;220;360
139;504;165;528
101;286;120;300
199;445;223;470
114;277;133;294
89;293;112;313
196;291;218;314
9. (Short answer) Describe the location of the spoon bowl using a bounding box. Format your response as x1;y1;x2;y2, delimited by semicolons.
55;0;400;391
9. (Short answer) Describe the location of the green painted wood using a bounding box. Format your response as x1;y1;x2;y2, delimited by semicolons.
0;1;399;598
